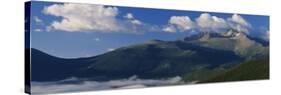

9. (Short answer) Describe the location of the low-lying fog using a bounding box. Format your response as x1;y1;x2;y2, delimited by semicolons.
31;76;197;94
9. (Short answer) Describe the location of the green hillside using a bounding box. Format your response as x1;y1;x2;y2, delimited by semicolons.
30;30;269;82
200;58;269;83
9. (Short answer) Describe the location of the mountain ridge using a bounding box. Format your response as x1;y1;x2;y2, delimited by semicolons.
28;29;269;82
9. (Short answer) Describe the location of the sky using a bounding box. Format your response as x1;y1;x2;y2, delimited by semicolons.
28;1;269;58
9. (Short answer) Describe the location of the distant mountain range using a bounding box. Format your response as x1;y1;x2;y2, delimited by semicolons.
28;29;269;83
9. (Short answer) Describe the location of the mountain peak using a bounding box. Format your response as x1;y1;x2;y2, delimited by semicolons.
183;29;247;41
221;29;247;39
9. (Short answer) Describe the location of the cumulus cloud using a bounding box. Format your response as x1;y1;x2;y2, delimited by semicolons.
163;26;177;32
163;13;251;33
228;14;251;27
43;4;252;34
163;16;194;32
124;13;134;19
169;16;194;30
196;13;229;31
131;19;142;25
227;14;251;33
43;3;123;32
124;13;142;25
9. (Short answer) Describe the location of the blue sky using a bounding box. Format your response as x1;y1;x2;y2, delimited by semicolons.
29;1;269;58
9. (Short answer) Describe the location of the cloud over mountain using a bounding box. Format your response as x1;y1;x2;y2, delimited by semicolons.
164;16;195;32
196;13;229;31
227;14;251;33
42;3;258;38
164;13;251;33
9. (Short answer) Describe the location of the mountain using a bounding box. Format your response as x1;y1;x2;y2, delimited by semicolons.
28;29;269;82
76;40;242;80
184;29;269;60
200;58;269;83
29;49;93;81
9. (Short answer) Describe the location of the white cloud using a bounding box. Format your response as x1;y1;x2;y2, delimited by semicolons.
163;16;194;33
131;19;142;25
164;14;229;32
211;16;229;28
196;13;229;31
31;76;184;94
228;14;251;27
43;4;252;34
43;3;123;32
169;16;194;31
124;13;134;19
227;14;251;33
124;13;142;25
34;16;42;23
196;13;212;28
164;13;252;33
163;26;176;32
